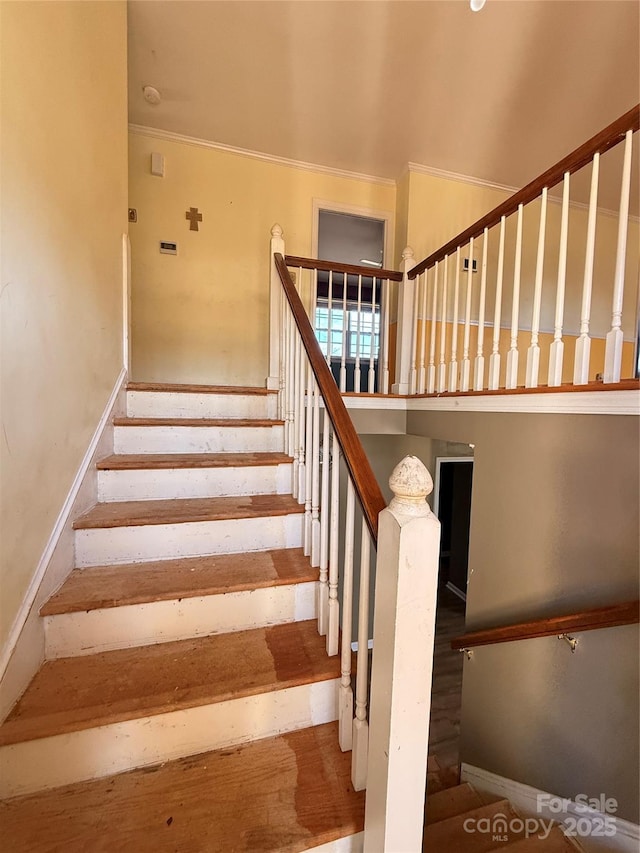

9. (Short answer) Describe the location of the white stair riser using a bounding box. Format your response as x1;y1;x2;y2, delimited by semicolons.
75;514;304;567
114;424;284;454
44;582;316;658
0;679;338;798
97;463;293;502
126;391;277;420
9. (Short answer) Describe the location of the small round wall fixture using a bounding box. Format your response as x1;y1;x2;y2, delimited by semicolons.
143;85;162;106
470;0;486;10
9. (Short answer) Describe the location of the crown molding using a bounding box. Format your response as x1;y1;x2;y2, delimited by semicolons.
406;161;518;196
406;160;639;223
128;124;396;188
128;125;638;223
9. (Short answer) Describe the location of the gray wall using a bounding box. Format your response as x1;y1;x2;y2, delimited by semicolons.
405;409;640;822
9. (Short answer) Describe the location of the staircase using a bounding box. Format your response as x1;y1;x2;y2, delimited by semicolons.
0;383;582;851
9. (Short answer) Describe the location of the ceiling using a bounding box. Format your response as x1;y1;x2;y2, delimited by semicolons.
128;1;639;210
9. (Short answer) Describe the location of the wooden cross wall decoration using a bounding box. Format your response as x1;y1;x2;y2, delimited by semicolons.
186;207;203;231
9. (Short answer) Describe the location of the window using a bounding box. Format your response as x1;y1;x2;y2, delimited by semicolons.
315;304;380;360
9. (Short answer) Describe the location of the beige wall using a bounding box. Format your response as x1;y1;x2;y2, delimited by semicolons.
406;408;639;821
128;132;396;386
0;2;128;649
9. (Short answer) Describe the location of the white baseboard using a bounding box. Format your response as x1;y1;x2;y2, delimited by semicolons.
0;368;127;721
461;764;640;853
303;832;363;853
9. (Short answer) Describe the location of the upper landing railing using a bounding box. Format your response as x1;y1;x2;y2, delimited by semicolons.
277;255;402;395
397;105;640;395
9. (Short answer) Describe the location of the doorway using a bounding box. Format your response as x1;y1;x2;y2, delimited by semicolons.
313;206;389;392
433;457;474;601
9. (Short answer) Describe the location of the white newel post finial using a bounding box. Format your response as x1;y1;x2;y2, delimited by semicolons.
392;247;416;395
364;456;441;853
268;224;285;391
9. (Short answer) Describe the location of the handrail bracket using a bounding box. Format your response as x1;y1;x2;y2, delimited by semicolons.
558;633;578;653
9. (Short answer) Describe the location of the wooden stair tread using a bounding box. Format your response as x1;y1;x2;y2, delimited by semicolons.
423;800;521;851
425;782;484;824
96;451;292;470
0;620;338;746
73;494;303;530
127;382;277;395
41;548;315;615
0;722;364;853
113;416;284;427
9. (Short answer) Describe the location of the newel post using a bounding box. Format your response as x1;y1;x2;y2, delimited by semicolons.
391;247;416;394
363;456;440;853
267;224;285;390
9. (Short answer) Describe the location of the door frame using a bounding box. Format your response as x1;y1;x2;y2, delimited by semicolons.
311;198;394;267
433;456;474;518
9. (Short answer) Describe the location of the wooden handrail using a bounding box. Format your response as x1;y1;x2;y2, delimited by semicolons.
285;254;403;282
409;104;640;279
274;252;387;542
451;599;639;650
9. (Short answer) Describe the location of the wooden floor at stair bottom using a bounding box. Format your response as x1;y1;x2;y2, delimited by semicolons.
0;722;364;853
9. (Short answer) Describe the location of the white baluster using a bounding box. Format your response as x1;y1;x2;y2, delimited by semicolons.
448;248;461;392
340;273;347;392
354;275;362;392
604;130;634;383
327;270;334;370
303;360;313;552
287;311;296;466
311;269;318;328
291;331;300;498
363;457;440;853
381;279;390;394
297;336;306;503
282;300;289;451
368;277;377;393
474;228;489;391
488;216;506;390
427;261;438;394
437;255;449;393
311;378;321;568
327;430;340;656
409;271;420;395
506;203;524;389
461;238;474;391
267;224;284;390
418;271;428;393
352;518;371;791
318;410;330;636
574;153;600;385
526;188;548;388
278;277;286;422
548;173;570;387
339;478;355;751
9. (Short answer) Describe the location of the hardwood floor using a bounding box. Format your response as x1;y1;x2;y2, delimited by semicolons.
428;586;466;771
